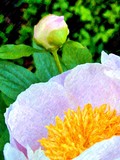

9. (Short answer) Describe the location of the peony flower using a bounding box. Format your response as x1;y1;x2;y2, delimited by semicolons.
34;14;69;52
4;51;120;159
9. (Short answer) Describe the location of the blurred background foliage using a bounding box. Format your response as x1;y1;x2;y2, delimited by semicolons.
0;0;120;61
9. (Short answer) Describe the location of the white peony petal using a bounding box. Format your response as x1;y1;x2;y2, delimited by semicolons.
73;136;120;160
104;70;120;80
49;70;70;85
27;145;49;160
101;51;120;69
3;143;49;160
3;143;27;160
64;63;120;112
5;81;76;150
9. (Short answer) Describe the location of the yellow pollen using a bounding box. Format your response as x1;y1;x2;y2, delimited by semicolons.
39;104;120;160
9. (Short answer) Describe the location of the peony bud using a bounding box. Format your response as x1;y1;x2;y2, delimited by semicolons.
34;14;69;52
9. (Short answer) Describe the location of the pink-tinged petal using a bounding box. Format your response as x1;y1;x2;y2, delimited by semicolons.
73;136;120;160
5;106;27;154
9;136;27;155
64;63;120;112
5;82;75;150
4;143;27;160
101;51;120;69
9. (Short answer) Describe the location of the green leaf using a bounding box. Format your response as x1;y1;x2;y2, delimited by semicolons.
0;44;41;59
0;129;9;160
0;94;9;159
0;129;9;151
0;151;4;160
62;40;93;69
0;112;9;152
0;113;6;135
0;92;7;113
33;51;59;82
0;60;39;100
1;93;14;107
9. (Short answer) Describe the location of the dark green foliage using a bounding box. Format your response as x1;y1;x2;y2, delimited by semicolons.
0;0;120;58
33;51;60;82
62;40;92;69
0;60;39;102
0;92;9;160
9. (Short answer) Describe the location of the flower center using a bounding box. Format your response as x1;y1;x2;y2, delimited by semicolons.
39;104;120;160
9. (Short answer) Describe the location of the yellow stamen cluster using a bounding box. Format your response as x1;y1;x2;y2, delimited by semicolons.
39;104;120;160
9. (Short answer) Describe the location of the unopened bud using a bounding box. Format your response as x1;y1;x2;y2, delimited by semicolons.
34;14;69;52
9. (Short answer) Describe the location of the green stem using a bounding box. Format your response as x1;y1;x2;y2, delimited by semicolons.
52;50;63;73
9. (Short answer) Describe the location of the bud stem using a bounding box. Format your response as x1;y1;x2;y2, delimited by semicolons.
52;50;63;73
